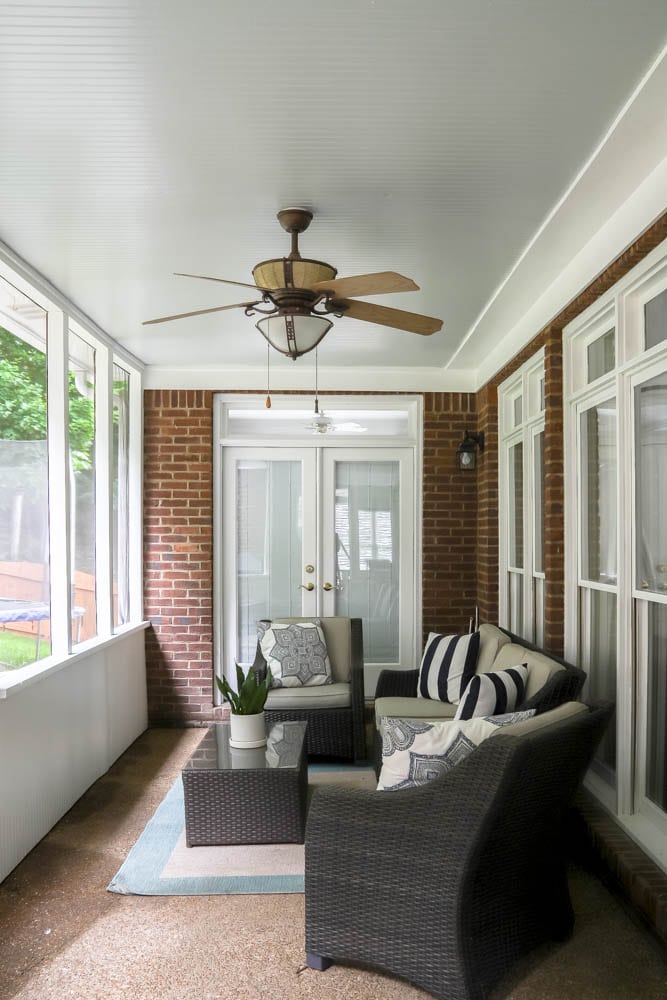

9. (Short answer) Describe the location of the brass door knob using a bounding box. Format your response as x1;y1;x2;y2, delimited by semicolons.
299;582;315;591
322;582;339;591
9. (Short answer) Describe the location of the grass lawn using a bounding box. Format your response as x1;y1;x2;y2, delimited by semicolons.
0;630;51;669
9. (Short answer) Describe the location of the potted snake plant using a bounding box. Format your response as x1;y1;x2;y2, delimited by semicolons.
216;663;271;748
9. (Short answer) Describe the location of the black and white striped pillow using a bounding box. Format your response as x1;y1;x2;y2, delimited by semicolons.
417;631;481;703
454;664;529;721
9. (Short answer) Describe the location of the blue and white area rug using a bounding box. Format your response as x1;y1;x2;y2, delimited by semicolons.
107;765;375;896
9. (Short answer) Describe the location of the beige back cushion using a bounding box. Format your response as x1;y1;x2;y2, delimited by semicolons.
270;617;351;683
476;624;512;671
486;642;564;699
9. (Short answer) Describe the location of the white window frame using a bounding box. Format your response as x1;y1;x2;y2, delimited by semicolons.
0;240;144;697
564;235;667;872
498;349;545;642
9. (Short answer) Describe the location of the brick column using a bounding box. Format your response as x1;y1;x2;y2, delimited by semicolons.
144;389;218;725
421;392;478;640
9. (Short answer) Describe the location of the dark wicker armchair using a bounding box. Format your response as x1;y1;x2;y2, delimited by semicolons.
254;616;366;764
305;701;613;1000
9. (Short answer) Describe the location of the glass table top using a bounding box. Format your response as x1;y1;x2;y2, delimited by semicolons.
183;721;307;772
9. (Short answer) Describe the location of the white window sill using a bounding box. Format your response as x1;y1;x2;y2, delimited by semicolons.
0;621;150;699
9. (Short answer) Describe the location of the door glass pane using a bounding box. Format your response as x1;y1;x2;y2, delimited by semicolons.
69;332;96;646
333;461;399;663
646;602;667;811
645;288;667;351
508;442;523;568
581;399;617;584
235;460;302;663
0;279;50;671
112;364;130;628
508;570;523;636
534;430;544;574
587;330;615;382
582;588;617;778
635;375;667;593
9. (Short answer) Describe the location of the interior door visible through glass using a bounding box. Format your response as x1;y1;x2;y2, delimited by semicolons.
330;459;401;662
223;449;316;666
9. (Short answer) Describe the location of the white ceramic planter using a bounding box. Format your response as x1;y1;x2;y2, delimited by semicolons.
228;711;267;749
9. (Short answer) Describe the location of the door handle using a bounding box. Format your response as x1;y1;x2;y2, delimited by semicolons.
322;582;339;591
299;582;315;591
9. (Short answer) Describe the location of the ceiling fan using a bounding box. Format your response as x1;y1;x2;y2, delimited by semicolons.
143;207;443;360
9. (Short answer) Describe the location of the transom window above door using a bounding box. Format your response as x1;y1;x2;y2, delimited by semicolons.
218;396;419;443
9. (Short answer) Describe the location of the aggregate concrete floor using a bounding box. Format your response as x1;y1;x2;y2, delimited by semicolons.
1;727;666;1000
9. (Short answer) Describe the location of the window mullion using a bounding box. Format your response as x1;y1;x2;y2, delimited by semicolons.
127;368;143;623
46;310;71;656
95;347;113;638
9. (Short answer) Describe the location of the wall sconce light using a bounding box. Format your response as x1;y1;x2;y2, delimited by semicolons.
456;430;485;470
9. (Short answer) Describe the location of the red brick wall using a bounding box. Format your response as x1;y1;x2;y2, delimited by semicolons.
144;390;479;724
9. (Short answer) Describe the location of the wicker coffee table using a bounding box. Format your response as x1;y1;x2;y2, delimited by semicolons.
181;720;308;846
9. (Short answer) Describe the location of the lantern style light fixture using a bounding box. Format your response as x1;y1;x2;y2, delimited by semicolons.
255;312;333;359
456;430;485;470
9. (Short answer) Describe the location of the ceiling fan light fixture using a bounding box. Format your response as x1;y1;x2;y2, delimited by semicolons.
256;313;333;360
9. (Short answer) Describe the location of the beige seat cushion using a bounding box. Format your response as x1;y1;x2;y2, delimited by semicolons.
266;681;351;710
375;695;457;727
489;643;564;699
269;617;351;683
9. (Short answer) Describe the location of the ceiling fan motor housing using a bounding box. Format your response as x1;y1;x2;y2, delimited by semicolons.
252;257;337;291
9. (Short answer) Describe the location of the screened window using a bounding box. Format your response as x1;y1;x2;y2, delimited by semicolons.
68;331;96;645
0;278;49;669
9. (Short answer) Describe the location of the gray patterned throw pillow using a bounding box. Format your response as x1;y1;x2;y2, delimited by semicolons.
376;710;535;791
258;621;333;688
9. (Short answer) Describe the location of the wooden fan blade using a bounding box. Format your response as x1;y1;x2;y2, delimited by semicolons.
310;271;419;297
174;271;269;293
142;301;259;325
336;298;442;335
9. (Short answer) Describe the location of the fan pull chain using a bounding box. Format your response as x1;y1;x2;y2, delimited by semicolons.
314;347;319;415
265;338;271;408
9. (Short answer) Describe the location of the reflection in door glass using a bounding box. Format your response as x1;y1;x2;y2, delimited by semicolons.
646;603;667;812
581;400;617;584
235;460;302;662
585;589;617;778
635;376;667;593
334;462;399;663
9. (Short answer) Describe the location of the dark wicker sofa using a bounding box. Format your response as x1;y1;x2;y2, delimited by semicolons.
254;616;366;763
305;700;614;1000
372;623;587;772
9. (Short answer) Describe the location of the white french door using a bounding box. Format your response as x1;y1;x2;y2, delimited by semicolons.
221;445;415;696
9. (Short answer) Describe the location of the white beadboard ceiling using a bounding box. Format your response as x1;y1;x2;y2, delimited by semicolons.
1;1;667;388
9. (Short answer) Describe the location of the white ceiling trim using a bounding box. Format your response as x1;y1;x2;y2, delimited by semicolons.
475;149;667;389
448;40;667;373
461;46;667;386
143;364;476;393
